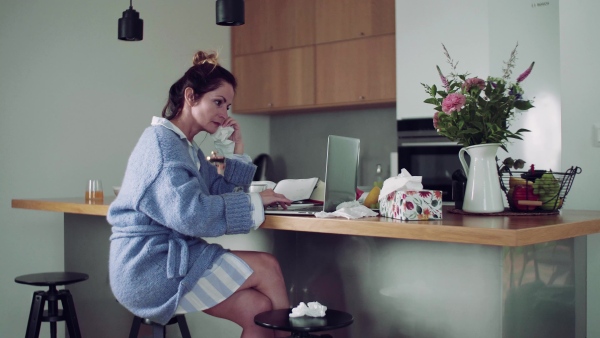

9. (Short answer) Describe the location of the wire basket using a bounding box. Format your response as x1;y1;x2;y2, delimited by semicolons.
499;166;582;213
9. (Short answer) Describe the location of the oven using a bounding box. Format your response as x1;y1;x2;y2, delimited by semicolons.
397;118;465;202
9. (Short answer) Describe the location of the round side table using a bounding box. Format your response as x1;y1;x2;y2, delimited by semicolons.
254;309;353;338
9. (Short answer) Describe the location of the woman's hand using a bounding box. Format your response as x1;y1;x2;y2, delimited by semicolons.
222;117;244;154
259;189;292;209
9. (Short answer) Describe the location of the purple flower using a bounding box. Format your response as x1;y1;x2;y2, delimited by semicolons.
462;77;486;92
517;62;535;83
509;87;522;100
433;111;440;129
437;65;449;91
442;93;466;114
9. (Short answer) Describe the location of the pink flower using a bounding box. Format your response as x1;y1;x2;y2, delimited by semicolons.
436;65;449;91
433;111;440;129
462;77;486;92
517;62;535;83
405;201;414;210
441;93;466;114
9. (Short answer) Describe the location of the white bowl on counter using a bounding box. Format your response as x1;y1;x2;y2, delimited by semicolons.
113;186;121;196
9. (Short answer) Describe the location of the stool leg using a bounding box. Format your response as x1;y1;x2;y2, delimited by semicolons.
25;291;47;338
175;315;192;338
59;290;82;338
128;316;142;338
152;323;166;338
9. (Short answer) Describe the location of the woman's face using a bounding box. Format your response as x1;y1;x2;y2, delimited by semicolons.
189;82;234;134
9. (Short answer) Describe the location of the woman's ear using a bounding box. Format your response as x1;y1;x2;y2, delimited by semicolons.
184;87;196;106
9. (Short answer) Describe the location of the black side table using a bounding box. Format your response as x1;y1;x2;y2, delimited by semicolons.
15;272;88;338
254;309;353;338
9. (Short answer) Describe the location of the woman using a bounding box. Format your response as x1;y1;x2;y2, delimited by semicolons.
107;51;292;338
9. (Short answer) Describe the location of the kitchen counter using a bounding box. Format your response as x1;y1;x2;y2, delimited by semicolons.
11;196;598;338
11;196;600;247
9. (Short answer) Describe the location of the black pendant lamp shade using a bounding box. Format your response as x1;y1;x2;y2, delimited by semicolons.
118;0;143;41
216;0;245;26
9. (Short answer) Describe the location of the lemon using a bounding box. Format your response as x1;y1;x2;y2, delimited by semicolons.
363;186;381;208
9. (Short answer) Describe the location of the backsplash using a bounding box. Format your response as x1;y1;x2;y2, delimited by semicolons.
269;108;397;187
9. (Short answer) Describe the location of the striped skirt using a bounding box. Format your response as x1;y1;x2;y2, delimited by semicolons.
175;252;253;313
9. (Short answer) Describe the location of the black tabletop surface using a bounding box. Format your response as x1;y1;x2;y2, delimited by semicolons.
254;309;353;333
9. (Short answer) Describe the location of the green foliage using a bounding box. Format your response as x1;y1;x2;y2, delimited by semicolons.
424;44;535;148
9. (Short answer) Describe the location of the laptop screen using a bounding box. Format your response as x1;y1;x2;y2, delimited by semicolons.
323;135;360;212
263;135;360;215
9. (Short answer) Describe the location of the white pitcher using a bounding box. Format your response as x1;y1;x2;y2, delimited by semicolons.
458;143;505;213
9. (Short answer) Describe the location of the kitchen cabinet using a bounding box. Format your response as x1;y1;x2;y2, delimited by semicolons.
316;34;396;105
315;0;395;44
233;47;315;112
232;0;315;55
231;0;395;114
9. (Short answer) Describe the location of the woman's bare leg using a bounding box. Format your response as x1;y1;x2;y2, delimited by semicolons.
203;251;290;338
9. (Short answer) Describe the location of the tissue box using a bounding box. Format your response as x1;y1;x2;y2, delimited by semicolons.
379;190;443;220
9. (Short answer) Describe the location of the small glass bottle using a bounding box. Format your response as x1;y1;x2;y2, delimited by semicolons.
374;164;383;188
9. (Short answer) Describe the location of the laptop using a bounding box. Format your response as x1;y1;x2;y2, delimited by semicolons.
264;135;360;215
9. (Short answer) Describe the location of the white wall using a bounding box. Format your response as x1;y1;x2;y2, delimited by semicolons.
0;1;268;337
489;0;561;172
395;0;489;120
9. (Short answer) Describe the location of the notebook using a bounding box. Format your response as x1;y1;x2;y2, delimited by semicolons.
264;135;360;215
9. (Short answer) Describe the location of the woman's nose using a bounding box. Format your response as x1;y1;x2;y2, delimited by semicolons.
219;108;228;119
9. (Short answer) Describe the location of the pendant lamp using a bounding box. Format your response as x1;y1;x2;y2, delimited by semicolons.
118;0;143;41
216;0;245;26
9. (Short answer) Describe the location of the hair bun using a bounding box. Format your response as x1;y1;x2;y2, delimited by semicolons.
193;50;219;67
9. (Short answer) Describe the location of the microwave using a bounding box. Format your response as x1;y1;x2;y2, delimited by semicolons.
397;118;466;202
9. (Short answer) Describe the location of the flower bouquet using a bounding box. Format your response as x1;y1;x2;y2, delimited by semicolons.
423;43;536;213
423;43;535;149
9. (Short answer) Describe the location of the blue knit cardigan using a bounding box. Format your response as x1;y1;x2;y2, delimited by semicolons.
107;125;257;325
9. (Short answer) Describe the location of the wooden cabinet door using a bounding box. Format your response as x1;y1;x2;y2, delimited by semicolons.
232;0;270;55
232;0;315;55
268;0;315;51
233;47;315;113
315;35;395;105
315;0;395;44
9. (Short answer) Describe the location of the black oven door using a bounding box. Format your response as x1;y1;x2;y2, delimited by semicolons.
397;119;465;202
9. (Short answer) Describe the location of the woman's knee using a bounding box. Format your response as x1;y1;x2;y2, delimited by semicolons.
257;253;285;280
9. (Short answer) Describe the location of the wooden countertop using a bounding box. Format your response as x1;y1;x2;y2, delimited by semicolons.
11;197;600;247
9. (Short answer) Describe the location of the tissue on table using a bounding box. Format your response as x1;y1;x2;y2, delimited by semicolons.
315;201;378;219
289;301;327;318
378;169;443;220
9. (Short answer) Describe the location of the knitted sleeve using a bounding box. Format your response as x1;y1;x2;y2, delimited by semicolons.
139;165;254;237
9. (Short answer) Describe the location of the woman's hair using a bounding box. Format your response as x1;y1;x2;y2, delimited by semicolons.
162;50;237;119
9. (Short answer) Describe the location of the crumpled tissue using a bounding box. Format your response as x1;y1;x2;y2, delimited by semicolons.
289;301;327;318
211;126;235;157
315;201;378;219
378;168;423;202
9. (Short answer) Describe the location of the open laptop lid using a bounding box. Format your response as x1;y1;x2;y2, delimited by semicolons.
264;135;360;215
322;135;360;212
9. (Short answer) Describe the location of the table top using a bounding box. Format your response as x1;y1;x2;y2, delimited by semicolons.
254;309;353;333
11;197;600;247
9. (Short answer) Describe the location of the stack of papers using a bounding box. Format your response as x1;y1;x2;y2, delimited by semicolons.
252;178;319;202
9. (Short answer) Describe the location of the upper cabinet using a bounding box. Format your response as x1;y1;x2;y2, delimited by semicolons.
315;0;395;44
231;0;395;114
316;35;396;105
232;0;315;55
233;47;315;111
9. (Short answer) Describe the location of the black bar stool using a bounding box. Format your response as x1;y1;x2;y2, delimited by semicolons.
15;272;88;338
129;314;192;338
254;309;353;338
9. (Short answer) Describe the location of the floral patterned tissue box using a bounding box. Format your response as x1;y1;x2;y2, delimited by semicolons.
380;190;443;220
